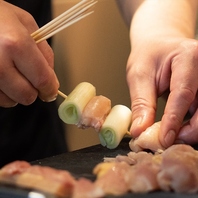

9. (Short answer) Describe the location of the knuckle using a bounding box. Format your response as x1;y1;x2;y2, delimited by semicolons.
172;40;198;67
182;40;198;50
19;91;37;105
35;74;51;90
127;59;153;83
14;87;38;105
35;72;58;96
1;36;18;52
0;34;26;55
179;85;195;104
127;64;144;85
23;12;35;24
163;112;182;127
180;40;198;59
20;11;38;32
131;97;156;115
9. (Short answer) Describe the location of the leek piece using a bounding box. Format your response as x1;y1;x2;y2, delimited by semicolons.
99;105;132;149
58;82;96;124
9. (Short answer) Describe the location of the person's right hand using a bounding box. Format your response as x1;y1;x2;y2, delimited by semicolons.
127;36;198;148
0;1;59;107
121;0;198;148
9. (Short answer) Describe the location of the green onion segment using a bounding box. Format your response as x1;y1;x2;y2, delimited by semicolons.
99;105;132;149
58;82;96;124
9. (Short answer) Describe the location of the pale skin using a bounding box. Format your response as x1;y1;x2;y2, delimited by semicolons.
116;0;198;148
0;1;59;107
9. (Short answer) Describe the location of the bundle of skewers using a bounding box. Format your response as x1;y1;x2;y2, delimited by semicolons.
31;0;132;149
31;0;97;43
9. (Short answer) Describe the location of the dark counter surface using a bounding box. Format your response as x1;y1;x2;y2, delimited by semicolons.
30;138;198;198
31;138;130;180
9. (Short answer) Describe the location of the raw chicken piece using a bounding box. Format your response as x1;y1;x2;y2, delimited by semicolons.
99;144;198;194
3;145;198;197
129;121;165;152
157;144;198;193
72;178;104;198
0;161;76;197
78;95;111;132
128;158;161;193
0;160;30;176
94;153;162;194
104;151;153;165
93;162;131;195
127;151;155;164
104;155;136;165
112;152;162;193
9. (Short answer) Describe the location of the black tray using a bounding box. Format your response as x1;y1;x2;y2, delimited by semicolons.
29;138;198;198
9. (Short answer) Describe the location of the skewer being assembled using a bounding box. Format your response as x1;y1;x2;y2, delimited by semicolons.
30;0;132;146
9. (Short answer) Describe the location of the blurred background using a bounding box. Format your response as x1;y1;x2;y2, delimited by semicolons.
52;0;166;151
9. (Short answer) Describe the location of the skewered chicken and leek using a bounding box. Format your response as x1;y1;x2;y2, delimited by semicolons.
58;82;132;149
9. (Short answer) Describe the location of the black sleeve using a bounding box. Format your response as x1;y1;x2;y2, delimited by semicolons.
5;0;52;27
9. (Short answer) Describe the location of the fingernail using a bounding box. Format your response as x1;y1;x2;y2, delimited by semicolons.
4;102;18;108
12;103;18;107
47;96;57;102
42;95;57;102
164;130;176;147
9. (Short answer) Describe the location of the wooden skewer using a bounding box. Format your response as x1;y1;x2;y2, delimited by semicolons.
34;11;94;44
30;0;97;99
126;131;131;136
31;0;96;39
32;1;97;42
57;90;67;99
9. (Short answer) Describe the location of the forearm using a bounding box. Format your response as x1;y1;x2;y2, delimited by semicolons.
131;0;198;45
116;0;144;26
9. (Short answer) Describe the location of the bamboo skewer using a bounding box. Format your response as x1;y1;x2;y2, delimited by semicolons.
126;131;131;136
57;90;67;99
34;11;94;44
31;0;97;40
31;0;96;39
31;0;97;99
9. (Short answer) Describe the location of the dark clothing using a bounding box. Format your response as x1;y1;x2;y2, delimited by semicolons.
0;0;67;168
0;99;67;167
6;0;52;28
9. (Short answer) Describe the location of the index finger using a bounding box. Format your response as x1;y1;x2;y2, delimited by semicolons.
160;47;198;148
127;55;157;137
12;36;59;102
